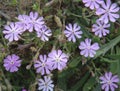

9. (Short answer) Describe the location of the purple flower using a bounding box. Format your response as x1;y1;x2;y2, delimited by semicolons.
3;23;23;42
47;50;68;70
34;55;52;75
96;0;120;23
27;12;45;32
79;38;99;57
36;26;52;41
38;76;54;91
22;88;27;91
64;23;82;42
100;72;119;91
82;0;103;10
16;14;30;32
3;54;22;72
92;20;110;37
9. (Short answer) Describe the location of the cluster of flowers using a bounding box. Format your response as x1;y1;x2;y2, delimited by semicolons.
2;0;120;91
64;23;100;57
3;49;68;91
34;50;69;91
21;72;120;91
2;12;100;58
83;0;119;37
3;12;52;42
82;0;120;91
3;13;101;58
34;50;69;75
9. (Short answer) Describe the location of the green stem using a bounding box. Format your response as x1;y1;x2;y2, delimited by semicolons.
69;13;82;18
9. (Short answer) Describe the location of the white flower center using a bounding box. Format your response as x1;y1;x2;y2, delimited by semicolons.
107;80;112;85
55;56;60;62
87;46;91;49
11;29;16;33
45;82;48;86
41;31;44;35
100;26;103;30
72;28;75;34
10;61;14;64
42;63;46;67
31;19;36;24
106;9;110;13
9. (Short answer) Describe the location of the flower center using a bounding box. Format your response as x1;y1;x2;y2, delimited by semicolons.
31;19;36;24
11;29;16;33
87;46;91;49
55;56;60;62
10;61;14;64
41;31;44;34
45;82;48;86
100;26;103;30
72;28;75;34
42;63;46;67
107;80;112;85
106;9;110;13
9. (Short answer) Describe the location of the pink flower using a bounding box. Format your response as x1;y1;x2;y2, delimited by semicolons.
38;76;54;91
47;50;68;70
3;54;22;72
64;23;82;42
92;19;110;37
100;72;119;91
96;0;120;23
82;0;104;10
16;14;30;32
3;23;23;42
36;25;52;41
79;38;99;57
34;55;52;75
27;12;45;32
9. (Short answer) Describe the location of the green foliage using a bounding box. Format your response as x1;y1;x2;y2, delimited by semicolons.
94;35;120;58
69;72;90;91
83;77;96;91
73;0;82;2
0;0;120;91
10;0;18;6
32;3;40;11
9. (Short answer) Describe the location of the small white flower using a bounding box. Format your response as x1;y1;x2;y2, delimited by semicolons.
38;76;54;91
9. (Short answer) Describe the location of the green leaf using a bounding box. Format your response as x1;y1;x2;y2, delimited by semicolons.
106;55;120;59
69;57;81;68
110;60;119;74
58;68;76;78
73;0;81;2
11;0;18;5
0;43;6;62
57;77;67;91
93;84;101;91
83;77;96;91
101;57;117;63
69;72;90;91
108;46;120;85
32;3;39;11
94;35;120;59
